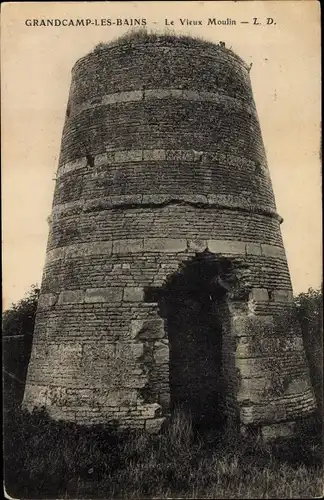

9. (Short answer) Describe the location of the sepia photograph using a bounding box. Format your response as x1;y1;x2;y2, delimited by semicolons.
2;1;322;498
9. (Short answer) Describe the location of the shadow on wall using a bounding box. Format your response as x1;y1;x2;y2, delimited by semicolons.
156;252;234;430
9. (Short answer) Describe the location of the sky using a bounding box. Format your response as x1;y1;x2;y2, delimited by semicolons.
1;1;322;310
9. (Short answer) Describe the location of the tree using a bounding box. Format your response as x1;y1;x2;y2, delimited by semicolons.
294;287;323;413
2;285;40;410
3;285;40;337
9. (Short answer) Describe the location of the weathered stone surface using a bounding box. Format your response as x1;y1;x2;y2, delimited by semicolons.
271;289;293;302
58;290;85;304
132;319;165;340
143;149;166;161
85;287;123;303
246;243;262;256
153;341;169;365
249;288;269;302
143;238;187;253
113;239;143;254
38;293;58;309
261;422;295;441
145;417;165;434
208;239;246;255
115;150;143;163
94;153;108;167
47;241;112;262
237;378;267;403
57;157;87;178
187;239;208;252
123;287;144;302
261;244;286;259
231;315;274;337
236;335;304;358
110;194;142;206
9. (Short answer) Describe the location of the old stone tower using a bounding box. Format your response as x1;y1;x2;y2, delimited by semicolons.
23;33;316;439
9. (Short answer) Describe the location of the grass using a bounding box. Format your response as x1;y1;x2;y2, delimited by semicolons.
3;406;323;499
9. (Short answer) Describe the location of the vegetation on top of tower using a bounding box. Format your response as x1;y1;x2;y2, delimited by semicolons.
87;28;242;63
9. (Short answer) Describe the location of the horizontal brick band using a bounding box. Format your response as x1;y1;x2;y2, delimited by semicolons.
57;149;268;179
69;88;256;119
38;285;293;310
45;238;287;264
249;288;293;303
50;194;282;223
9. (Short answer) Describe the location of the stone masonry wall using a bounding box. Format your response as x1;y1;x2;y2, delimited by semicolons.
23;36;316;435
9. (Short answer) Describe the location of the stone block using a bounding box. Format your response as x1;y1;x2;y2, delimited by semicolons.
261;244;286;259
144;89;173;99
119;90;143;102
236;358;266;379
94;153;108;167
180;150;195;162
271;289;293;302
199;91;216;101
153;341;169;364
142;194;169;204
131;319;165;340
231;315;274;337
64;243;89;258
58;157;87;177
115;341;144;360
237;378;267;404
45;247;65;263
113;239;143;254
115;150;139;163
143;149;166;161
123;287;144;302
103;91;142;104
246;243;262;256
38;293;58;309
110;194;142;206
237;336;290;358
106;151;116;163
101;93;118;105
182;90;201;101
208;239;246;255
261;422;295;442
145;417;165;434
144;238;187;253
128;150;143;162
187;239;208;252
139;403;162;418
285;377;311;396
23;384;48;407
169;89;183;98
182;194;208;204
58;290;85;304
85;287;123;303
240;404;287;425
165;150;182;161
86;241;112;256
249;288;269;302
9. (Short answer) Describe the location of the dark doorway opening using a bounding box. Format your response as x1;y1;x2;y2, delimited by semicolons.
159;253;232;430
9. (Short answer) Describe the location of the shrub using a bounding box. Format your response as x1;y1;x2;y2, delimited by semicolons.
294;287;323;412
2;285;40;410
